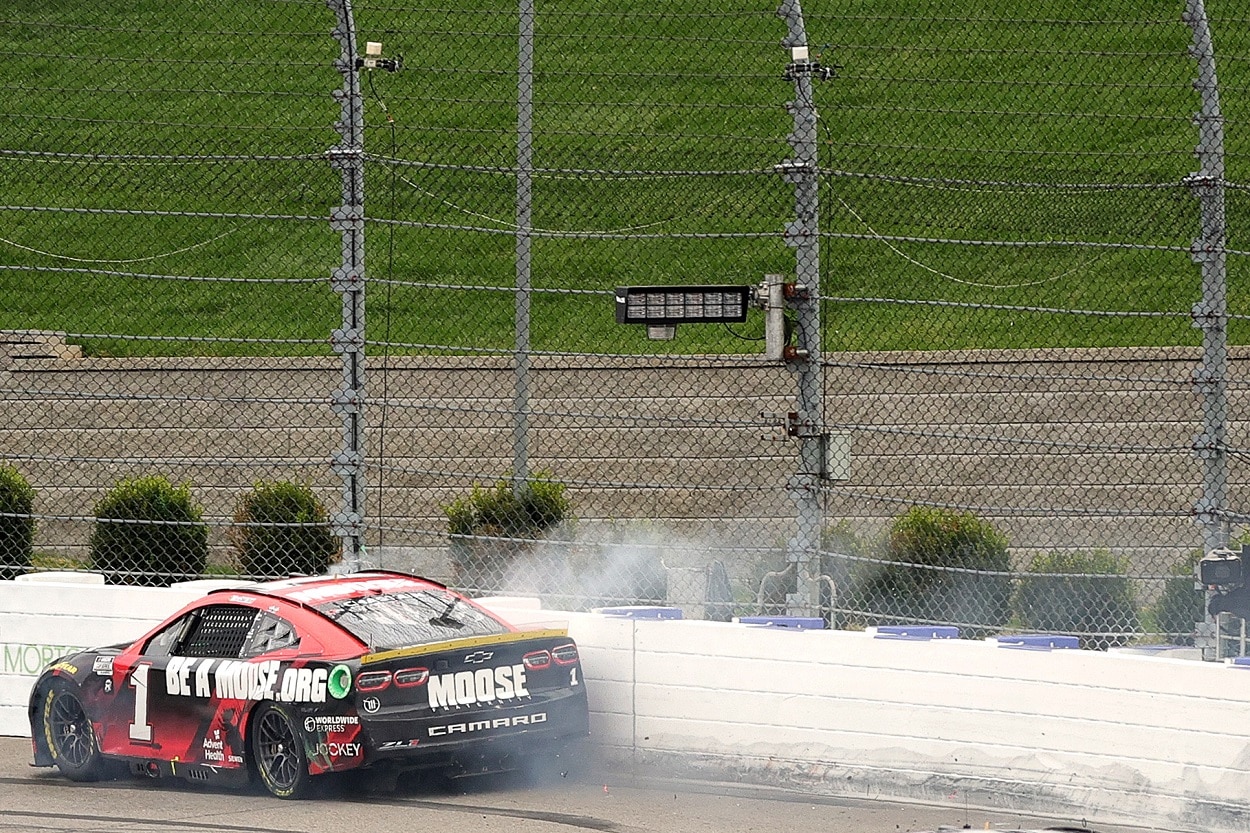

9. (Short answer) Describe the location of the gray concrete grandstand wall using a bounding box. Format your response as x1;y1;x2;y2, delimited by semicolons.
2;341;1241;579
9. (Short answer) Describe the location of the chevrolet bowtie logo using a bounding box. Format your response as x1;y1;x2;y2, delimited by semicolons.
463;651;494;664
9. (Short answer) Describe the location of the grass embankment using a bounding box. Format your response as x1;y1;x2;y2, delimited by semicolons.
1;1;1244;356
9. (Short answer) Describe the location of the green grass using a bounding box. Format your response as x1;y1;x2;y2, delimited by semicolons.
31;551;87;571
0;0;1246;356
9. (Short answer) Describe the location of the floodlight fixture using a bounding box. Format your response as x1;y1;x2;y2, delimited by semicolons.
614;285;751;340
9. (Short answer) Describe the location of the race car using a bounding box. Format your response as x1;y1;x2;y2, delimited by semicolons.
28;570;589;798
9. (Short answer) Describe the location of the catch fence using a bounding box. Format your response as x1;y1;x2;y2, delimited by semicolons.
1;1;1248;652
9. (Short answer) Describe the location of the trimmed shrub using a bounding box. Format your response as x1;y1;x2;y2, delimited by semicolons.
1151;550;1204;646
0;465;35;580
444;474;571;593
1013;549;1139;650
89;476;208;587
231;480;340;579
854;506;1012;637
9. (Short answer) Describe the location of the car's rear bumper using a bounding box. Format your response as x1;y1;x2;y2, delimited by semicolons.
360;688;589;764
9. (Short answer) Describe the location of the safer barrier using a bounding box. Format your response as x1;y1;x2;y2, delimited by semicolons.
2;577;1246;833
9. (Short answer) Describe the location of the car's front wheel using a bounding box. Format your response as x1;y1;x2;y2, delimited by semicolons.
251;702;313;798
40;680;108;782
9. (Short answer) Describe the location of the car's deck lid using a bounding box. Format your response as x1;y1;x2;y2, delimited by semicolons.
360;627;571;666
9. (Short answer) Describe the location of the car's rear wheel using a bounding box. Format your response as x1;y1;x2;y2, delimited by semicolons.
251;702;313;799
40;681;107;782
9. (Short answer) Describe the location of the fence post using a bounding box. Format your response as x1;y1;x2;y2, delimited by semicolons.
512;0;536;492
777;0;826;618
327;0;367;571
1184;0;1229;658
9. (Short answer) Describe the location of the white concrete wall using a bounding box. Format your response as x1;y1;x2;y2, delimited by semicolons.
0;576;249;736
4;579;1250;832
486;601;1250;833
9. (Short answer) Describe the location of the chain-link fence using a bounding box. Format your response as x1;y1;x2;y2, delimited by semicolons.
2;0;1248;651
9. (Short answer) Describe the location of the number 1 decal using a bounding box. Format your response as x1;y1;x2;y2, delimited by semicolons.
128;663;153;742
569;667;579;687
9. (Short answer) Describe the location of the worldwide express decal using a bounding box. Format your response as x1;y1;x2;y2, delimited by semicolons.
163;658;353;703
303;713;364;774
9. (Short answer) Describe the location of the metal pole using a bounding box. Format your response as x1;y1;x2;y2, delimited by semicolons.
777;0;825;618
1184;0;1229;658
512;0;535;490
327;0;367;571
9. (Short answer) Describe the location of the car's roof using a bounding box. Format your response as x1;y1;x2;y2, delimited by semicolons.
209;571;448;607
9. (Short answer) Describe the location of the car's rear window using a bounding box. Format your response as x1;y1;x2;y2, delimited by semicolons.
312;589;508;650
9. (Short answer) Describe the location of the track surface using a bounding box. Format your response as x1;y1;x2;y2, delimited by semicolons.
0;737;1158;833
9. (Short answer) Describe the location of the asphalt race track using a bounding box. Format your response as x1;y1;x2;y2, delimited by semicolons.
0;737;1161;833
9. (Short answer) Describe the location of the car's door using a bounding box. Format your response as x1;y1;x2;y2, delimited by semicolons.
100;603;299;768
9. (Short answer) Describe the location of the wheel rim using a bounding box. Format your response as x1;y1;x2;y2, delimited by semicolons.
49;691;94;768
256;710;300;791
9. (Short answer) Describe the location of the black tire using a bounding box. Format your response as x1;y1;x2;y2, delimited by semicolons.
250;702;313;799
40;681;107;782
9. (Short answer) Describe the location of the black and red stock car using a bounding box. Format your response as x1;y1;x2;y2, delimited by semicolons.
28;571;590;797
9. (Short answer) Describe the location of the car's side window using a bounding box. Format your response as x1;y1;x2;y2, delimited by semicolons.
142;614;194;658
177;605;260;658
241;612;300;657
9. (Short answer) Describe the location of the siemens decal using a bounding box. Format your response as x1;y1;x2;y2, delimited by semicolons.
427;665;528;709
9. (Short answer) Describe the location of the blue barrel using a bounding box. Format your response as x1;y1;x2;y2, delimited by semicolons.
997;634;1080;650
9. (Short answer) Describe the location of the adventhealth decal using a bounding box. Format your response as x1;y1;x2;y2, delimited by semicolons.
427;665;529;709
202;729;243;765
164;658;344;703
